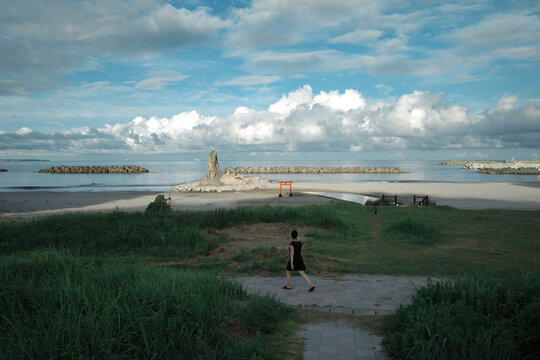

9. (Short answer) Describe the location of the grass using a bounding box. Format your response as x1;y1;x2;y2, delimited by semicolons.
303;204;540;276
383;271;540;360
1;202;539;276
0;211;210;258
0;250;294;359
1;201;539;358
383;218;441;245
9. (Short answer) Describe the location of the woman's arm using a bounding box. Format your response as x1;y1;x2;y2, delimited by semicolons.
289;244;295;270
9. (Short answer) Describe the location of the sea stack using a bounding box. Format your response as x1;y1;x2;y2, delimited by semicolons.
171;150;271;192
200;150;222;185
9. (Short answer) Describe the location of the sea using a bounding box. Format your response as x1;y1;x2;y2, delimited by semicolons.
1;157;539;192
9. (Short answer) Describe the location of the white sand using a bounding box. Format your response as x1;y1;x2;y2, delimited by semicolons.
1;182;539;220
291;182;540;210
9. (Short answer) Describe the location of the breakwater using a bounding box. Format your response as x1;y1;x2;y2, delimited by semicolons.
440;160;540;175
438;160;496;166
39;165;149;174
477;168;540;175
224;166;407;174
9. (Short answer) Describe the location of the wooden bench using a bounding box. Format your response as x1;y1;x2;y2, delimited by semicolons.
380;195;430;206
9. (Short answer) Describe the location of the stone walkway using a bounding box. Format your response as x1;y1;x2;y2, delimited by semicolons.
234;274;431;359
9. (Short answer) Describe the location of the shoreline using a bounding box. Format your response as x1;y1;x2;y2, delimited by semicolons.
1;182;539;220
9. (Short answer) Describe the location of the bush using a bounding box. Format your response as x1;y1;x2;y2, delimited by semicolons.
145;194;172;213
384;272;540;360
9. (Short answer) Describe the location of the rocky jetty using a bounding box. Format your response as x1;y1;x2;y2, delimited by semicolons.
172;151;271;192
460;160;540;175
477;167;540;175
224;166;408;174
38;165;149;174
0;168;7;172
502;159;540;164
437;160;540;175
438;160;496;166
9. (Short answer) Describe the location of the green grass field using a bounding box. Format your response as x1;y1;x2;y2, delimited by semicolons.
1;201;539;359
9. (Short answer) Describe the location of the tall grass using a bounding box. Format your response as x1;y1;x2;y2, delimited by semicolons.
180;203;352;232
383;218;441;245
384;272;540;360
0;211;209;257
0;250;293;359
0;202;356;258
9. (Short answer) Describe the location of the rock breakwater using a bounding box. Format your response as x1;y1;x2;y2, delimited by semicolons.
39;165;149;174
477;167;540;175
441;160;540;175
223;166;407;174
438;160;496;166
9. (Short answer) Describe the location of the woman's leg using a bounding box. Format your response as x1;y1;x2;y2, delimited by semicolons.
286;270;292;288
298;271;314;288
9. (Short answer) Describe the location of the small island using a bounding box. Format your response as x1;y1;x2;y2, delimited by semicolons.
39;165;149;174
224;165;408;174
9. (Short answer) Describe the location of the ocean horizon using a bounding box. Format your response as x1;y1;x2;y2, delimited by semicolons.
1;155;539;192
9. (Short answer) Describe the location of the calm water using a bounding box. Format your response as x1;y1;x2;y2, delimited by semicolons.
1;158;538;192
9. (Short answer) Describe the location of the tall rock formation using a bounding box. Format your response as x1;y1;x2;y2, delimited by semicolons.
200;150;222;185
171;150;271;192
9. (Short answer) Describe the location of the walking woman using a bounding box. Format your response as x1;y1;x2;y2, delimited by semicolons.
283;230;315;291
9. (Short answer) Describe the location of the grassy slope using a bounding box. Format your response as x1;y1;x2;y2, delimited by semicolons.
0;250;295;360
1;202;539;276
1;202;539;359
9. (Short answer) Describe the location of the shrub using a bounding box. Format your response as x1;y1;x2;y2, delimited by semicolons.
145;194;172;213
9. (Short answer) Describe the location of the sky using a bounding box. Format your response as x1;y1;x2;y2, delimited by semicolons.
0;0;539;159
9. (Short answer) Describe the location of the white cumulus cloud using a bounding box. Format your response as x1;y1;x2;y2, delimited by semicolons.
1;85;539;154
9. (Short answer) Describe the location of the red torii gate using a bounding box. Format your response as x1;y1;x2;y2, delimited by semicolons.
278;180;293;197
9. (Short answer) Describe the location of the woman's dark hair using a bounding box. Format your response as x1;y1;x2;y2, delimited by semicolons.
291;230;298;239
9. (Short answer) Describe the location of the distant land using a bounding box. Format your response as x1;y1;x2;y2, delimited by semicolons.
0;159;50;162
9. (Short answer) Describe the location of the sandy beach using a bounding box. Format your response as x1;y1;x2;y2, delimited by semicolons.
1;181;539;220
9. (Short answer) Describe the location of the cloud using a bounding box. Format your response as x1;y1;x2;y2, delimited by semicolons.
135;70;189;90
2;85;539;154
0;1;226;95
450;12;540;53
329;29;383;45
223;2;539;85
224;0;415;50
16;127;32;135
216;75;281;86
3;0;538;99
375;84;393;95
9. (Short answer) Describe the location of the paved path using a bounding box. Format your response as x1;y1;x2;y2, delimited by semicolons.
234;274;431;359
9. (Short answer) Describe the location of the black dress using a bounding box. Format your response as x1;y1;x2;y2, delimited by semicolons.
287;240;306;271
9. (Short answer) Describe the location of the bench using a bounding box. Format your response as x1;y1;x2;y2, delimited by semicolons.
380;195;430;206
